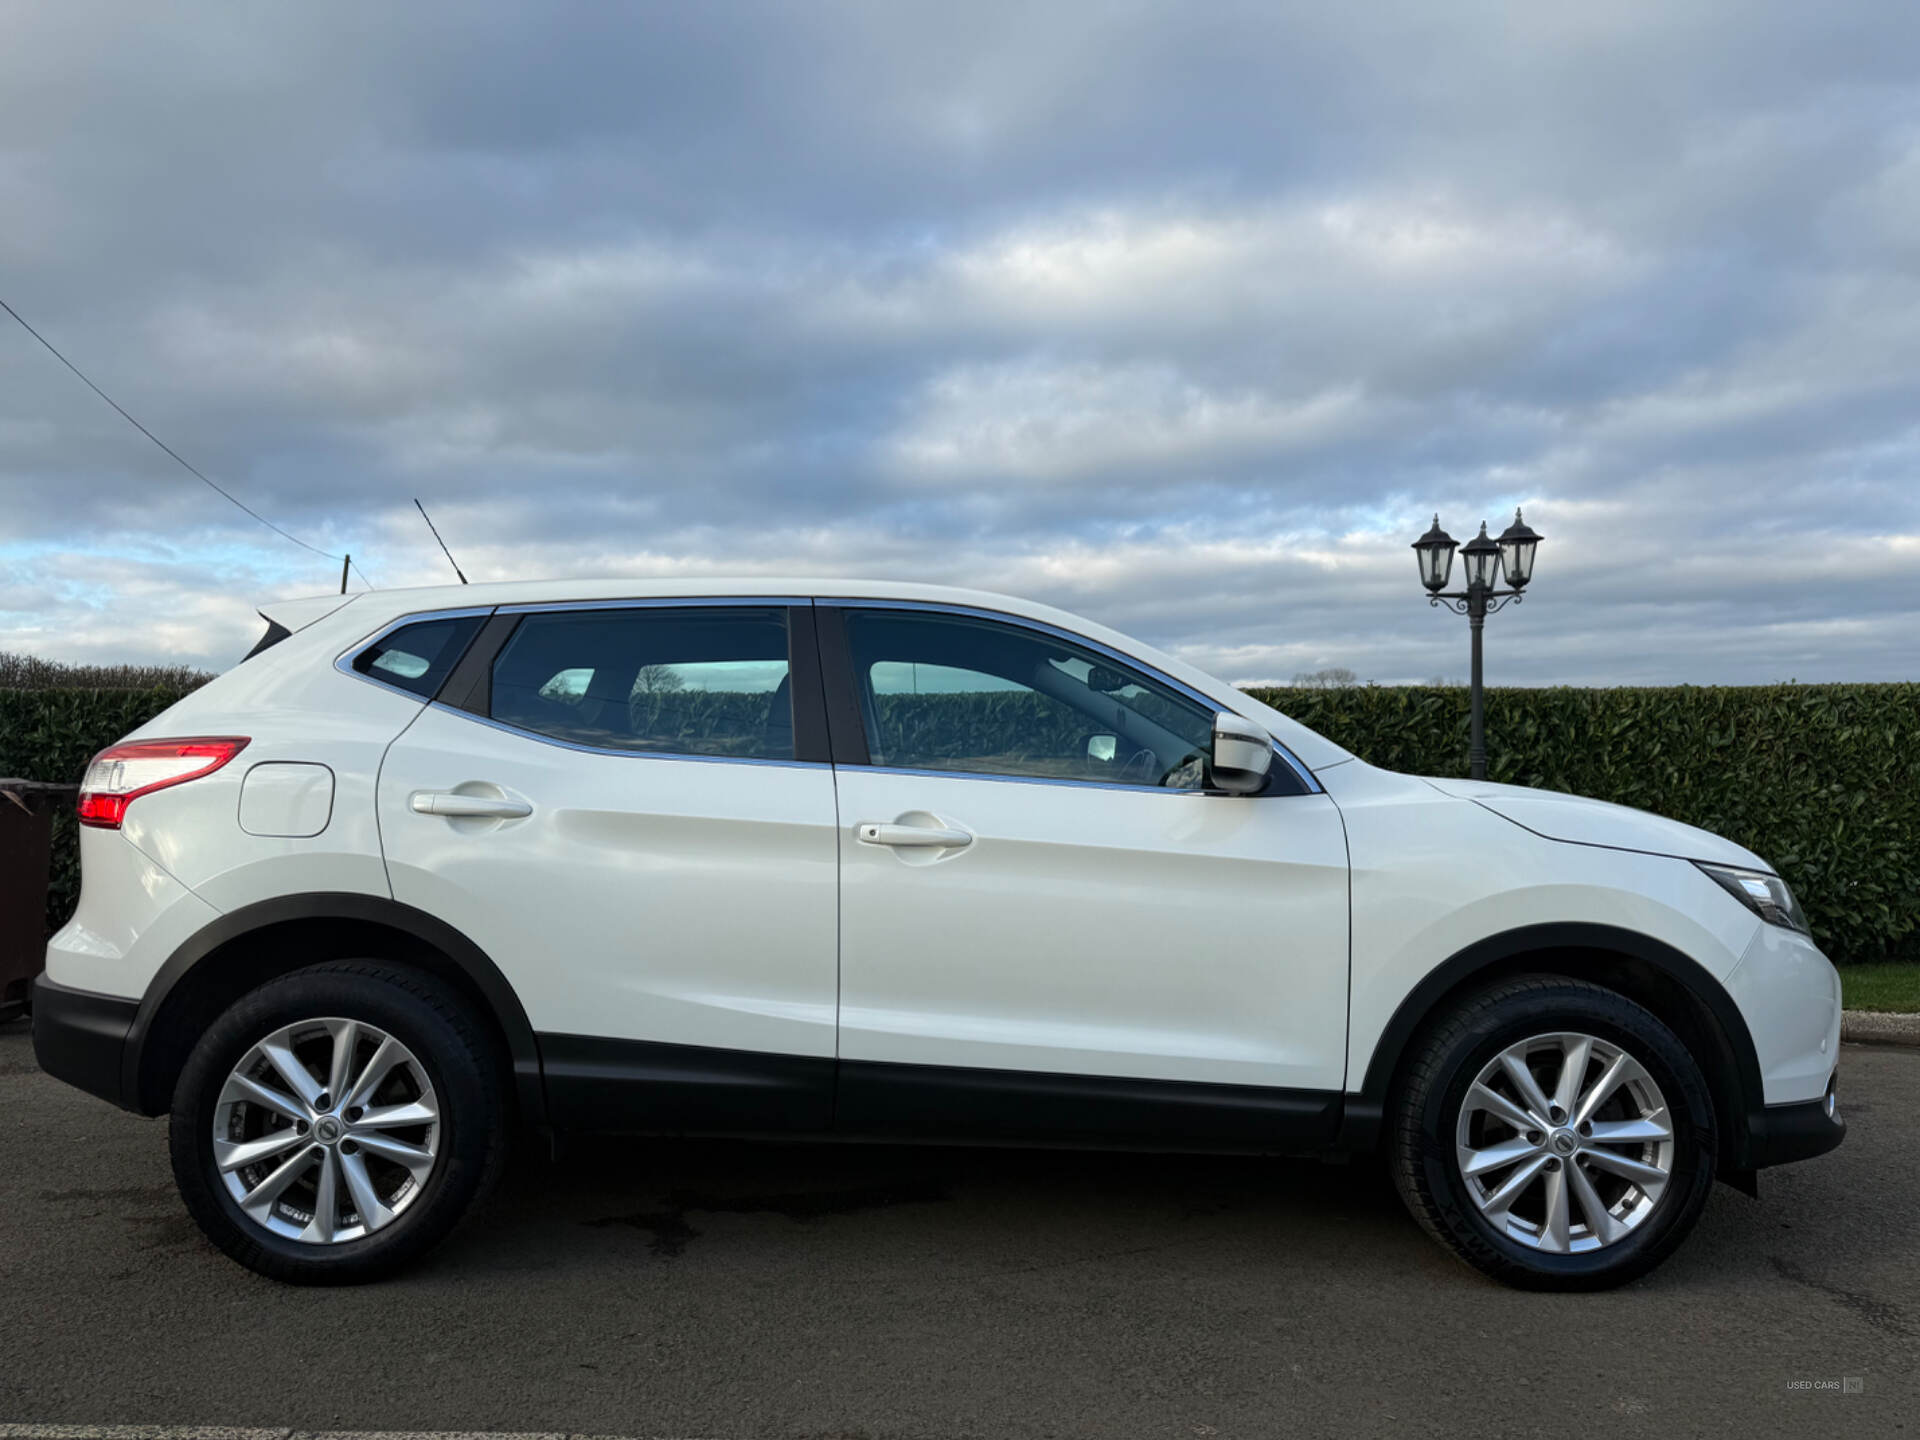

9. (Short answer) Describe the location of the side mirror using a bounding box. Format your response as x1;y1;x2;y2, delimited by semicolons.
1211;712;1273;795
1086;734;1118;764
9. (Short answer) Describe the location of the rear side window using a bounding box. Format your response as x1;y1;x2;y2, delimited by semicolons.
351;615;486;699
489;606;793;760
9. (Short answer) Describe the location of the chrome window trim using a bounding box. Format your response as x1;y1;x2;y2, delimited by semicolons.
334;606;499;698
495;595;809;616
824;596;1323;796
426;701;830;772
847;762;1311;798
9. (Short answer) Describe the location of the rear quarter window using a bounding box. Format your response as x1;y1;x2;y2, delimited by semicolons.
350;615;486;699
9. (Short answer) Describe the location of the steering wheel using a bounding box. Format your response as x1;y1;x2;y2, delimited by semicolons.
1159;750;1208;789
1116;744;1159;785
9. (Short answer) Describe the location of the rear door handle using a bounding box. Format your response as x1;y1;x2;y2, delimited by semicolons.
856;821;973;848
410;791;533;819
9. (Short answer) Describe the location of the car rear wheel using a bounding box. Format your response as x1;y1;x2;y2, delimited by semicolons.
1390;976;1717;1290
169;961;506;1283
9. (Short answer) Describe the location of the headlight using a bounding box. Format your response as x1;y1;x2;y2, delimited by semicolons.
1696;862;1810;935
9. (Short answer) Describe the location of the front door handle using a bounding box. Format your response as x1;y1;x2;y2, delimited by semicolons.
856;821;973;849
410;791;533;819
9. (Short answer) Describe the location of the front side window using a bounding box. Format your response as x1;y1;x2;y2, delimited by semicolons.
841;609;1217;788
489;607;793;760
351;615;485;699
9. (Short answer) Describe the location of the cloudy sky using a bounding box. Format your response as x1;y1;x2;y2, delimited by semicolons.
3;0;1917;685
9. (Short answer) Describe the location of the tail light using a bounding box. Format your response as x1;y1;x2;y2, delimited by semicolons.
77;737;250;828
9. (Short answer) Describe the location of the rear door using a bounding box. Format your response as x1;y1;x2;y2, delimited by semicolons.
375;600;841;1131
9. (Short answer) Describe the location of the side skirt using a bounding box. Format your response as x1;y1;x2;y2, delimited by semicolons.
539;1034;836;1134
837;1058;1341;1152
538;1034;1345;1153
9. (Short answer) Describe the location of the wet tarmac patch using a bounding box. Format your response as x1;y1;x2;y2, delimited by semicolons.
1769;1255;1913;1338
584;1178;952;1257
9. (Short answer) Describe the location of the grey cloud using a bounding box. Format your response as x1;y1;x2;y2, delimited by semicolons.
0;0;1916;683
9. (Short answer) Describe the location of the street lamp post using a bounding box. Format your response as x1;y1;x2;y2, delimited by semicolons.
1412;509;1543;781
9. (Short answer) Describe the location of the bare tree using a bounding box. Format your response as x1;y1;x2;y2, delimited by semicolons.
634;664;686;696
1290;666;1360;689
630;663;686;730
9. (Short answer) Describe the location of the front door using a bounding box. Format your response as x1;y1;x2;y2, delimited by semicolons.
821;605;1352;1148
377;601;841;1131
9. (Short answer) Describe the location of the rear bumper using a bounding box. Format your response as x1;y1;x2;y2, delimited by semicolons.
30;974;138;1110
1746;1083;1845;1171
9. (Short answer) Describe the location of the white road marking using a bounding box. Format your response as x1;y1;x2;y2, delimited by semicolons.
0;1431;719;1440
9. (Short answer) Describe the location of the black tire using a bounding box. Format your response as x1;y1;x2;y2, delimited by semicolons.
169;961;506;1284
1390;975;1717;1291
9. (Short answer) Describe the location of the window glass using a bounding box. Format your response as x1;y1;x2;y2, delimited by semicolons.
842;610;1218;788
351;615;484;700
490;607;793;759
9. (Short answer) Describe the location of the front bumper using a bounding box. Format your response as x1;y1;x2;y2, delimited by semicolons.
1724;923;1842;1106
30;973;138;1110
1747;1077;1846;1170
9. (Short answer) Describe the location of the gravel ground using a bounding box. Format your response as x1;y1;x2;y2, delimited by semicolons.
1;1019;1915;1438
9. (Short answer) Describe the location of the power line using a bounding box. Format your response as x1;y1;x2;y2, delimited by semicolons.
1;295;374;585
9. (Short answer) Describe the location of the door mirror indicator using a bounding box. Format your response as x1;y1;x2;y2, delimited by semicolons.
1211;713;1273;795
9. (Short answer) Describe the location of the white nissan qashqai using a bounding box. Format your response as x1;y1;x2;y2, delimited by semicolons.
33;579;1843;1288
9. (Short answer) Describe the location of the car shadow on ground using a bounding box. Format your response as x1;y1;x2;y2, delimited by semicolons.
454;1127;1417;1272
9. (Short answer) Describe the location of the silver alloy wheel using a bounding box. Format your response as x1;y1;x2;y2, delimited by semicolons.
1454;1030;1674;1254
213;1016;441;1244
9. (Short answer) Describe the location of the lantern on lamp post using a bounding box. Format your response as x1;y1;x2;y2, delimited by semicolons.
1412;509;1544;780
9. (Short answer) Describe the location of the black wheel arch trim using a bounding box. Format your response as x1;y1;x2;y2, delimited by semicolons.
124;892;547;1126
123;908;1775;1169
1344;921;1767;1167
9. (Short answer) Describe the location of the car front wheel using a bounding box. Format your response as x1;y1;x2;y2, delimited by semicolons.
1390;976;1718;1290
169;961;506;1283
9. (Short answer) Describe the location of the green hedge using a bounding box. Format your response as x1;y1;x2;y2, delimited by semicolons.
1246;683;1920;966
1;685;199;935
5;681;1915;965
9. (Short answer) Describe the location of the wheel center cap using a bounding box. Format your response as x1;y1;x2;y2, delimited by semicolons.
314;1116;342;1143
1549;1128;1578;1156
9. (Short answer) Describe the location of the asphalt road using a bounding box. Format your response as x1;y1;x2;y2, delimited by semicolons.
2;1019;1915;1439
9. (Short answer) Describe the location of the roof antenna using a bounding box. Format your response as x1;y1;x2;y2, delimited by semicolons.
414;498;468;584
